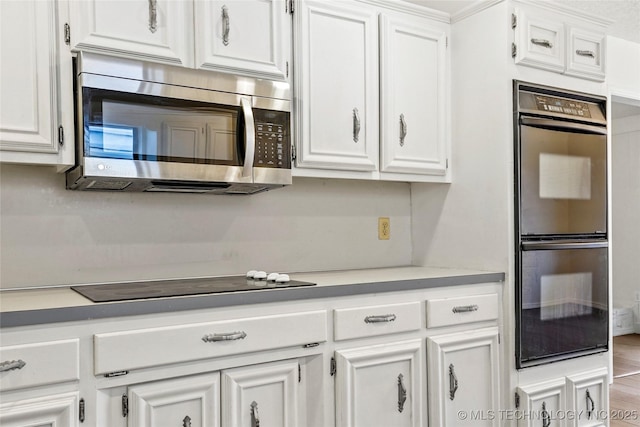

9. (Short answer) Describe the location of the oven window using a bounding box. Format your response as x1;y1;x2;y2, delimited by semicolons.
518;246;608;366
83;88;240;165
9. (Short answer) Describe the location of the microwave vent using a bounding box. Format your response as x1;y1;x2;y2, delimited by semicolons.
86;180;132;191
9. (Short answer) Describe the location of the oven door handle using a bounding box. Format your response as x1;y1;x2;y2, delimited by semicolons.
520;117;607;135
522;240;608;250
240;97;256;179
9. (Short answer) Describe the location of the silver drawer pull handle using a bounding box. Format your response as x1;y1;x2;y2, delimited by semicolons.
222;5;230;46
364;314;396;323
576;49;595;58
452;305;479;313
0;359;26;372
202;331;247;342
183;415;192;427
148;0;157;33
542;402;551;427
399;114;407;146
531;38;553;48
251;401;260;427
353;108;361;143
397;373;407;413
586;389;595;419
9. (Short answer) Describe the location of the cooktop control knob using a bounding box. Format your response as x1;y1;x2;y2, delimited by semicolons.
253;271;267;280
267;272;280;281
275;274;290;283
246;270;257;278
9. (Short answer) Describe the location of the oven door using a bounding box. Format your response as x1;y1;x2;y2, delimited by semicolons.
517;240;608;368
518;118;607;237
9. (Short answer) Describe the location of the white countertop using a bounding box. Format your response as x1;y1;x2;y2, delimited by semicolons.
0;266;505;327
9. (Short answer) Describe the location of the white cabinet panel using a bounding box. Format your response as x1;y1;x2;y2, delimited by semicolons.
335;339;424;427
294;0;379;172
380;14;448;177
221;359;299;427
426;293;499;328
565;27;605;81
0;0;74;167
128;373;220;427
69;0;194;66
428;327;500;427
0;339;79;392
333;301;421;341
514;8;565;73
517;378;567;427
196;0;290;81
0;392;78;427
566;368;609;427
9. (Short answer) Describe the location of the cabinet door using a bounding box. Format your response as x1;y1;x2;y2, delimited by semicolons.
0;392;78;427
128;373;220;427
335;339;424;427
221;359;299;427
513;8;565;73
517;378;567;427
566;368;608;427
427;327;500;427
69;0;193;67
195;0;291;81
565;26;605;81
0;0;74;167
380;14;448;178
294;0;379;172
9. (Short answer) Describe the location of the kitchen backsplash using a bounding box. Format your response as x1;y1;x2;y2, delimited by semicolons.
0;164;412;289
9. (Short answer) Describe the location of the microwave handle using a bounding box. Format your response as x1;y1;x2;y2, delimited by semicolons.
240;97;255;178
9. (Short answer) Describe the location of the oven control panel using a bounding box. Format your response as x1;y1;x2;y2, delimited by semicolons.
534;95;592;118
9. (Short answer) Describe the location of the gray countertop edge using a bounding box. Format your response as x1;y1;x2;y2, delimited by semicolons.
0;272;505;328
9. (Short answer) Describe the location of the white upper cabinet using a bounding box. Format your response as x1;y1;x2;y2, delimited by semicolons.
512;2;607;81
0;0;74;168
380;13;448;178
69;0;194;67
293;0;450;182
294;0;379;172
195;0;291;81
68;0;291;80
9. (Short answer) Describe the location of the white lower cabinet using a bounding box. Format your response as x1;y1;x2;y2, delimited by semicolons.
517;368;609;427
0;392;79;427
427;327;501;427
335;339;424;427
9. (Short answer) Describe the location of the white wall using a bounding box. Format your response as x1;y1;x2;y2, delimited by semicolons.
611;115;640;309
0;164;413;289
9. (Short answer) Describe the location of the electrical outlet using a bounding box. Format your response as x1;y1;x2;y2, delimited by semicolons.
378;217;390;240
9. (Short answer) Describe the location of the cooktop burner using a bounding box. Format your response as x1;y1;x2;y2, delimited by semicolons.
71;276;316;303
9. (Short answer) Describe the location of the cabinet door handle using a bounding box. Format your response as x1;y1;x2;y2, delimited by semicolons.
182;415;192;427
542;402;551;427
449;363;458;400
364;314;396;323
0;359;26;372
452;304;479;313
399;114;407;147
397;373;407;413
202;331;247;342
353;108;361;143
586;389;595;419
531;38;553;48
576;49;595;58
222;5;230;46
250;401;260;427
148;0;157;33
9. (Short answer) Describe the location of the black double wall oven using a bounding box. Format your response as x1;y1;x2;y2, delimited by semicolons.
514;81;609;368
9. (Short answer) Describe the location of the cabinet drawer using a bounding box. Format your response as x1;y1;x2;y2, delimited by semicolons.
0;339;80;391
514;9;565;73
333;301;421;341
94;310;327;375
426;293;499;328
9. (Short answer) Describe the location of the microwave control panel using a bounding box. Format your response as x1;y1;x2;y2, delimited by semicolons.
534;95;593;118
254;110;290;168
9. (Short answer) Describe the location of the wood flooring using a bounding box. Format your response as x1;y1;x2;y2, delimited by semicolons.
611;334;640;427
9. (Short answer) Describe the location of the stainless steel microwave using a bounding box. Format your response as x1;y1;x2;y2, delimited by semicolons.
66;53;292;195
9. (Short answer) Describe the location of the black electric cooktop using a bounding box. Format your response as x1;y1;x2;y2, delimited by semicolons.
71;276;316;303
